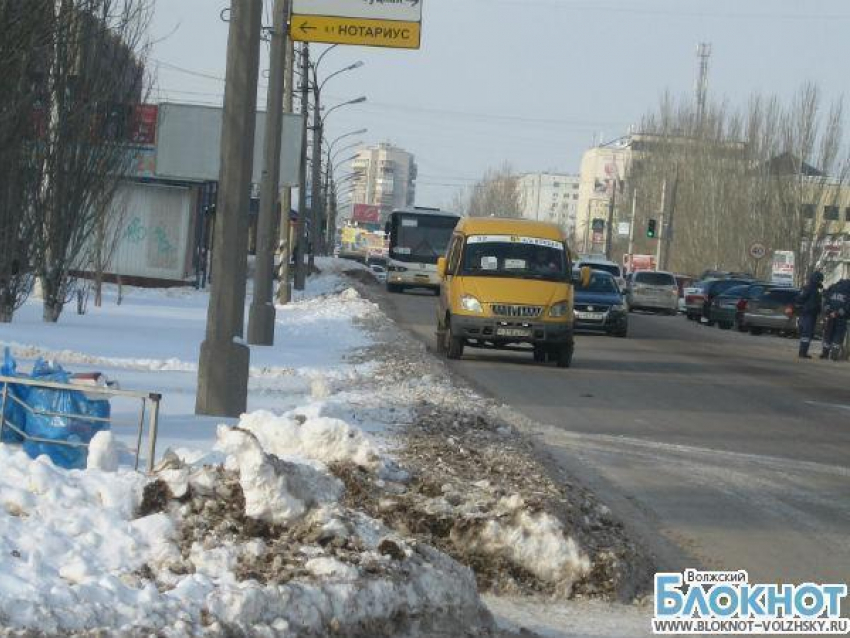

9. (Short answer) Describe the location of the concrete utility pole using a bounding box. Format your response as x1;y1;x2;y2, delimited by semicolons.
605;180;617;260
276;14;295;304
626;188;637;273
293;43;310;291
248;0;289;346
660;167;679;272
196;0;263;417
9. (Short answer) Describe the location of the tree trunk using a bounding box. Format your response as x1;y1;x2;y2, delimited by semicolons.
94;273;103;307
41;275;63;323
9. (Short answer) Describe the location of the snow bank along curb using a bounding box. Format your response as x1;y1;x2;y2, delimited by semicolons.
336;272;655;603
0;414;494;636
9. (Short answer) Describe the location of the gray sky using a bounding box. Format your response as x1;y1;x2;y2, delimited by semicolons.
150;0;850;207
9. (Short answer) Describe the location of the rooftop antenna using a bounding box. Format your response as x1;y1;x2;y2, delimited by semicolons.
696;42;712;124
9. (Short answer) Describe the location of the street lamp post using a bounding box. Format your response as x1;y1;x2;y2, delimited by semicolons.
309;95;366;265
307;54;364;267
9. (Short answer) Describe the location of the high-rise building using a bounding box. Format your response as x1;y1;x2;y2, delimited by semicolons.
349;143;417;223
516;173;580;236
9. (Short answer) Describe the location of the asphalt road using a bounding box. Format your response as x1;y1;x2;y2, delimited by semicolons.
377;286;850;588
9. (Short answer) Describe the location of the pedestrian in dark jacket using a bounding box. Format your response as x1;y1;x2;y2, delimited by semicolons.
796;271;824;358
820;278;850;360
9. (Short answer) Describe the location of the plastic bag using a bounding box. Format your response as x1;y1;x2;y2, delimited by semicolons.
1;348;26;443
22;359;111;469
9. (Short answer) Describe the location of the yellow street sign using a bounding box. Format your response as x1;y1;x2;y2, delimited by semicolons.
290;15;421;49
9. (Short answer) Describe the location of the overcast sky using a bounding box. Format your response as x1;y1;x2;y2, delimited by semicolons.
150;0;850;208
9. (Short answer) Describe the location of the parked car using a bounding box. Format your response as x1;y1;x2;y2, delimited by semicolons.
699;278;755;324
741;287;801;335
576;257;626;290
369;264;388;283
707;284;769;330
627;270;679;314
674;274;696;313
573;270;628;337
684;281;709;320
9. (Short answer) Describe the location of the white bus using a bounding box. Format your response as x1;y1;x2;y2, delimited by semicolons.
385;207;461;294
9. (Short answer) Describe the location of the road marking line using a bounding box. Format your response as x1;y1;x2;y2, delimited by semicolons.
805;400;850;412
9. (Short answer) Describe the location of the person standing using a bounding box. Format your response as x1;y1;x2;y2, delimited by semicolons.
795;271;824;359
820;278;850;361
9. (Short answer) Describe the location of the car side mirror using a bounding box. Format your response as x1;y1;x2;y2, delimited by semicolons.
437;257;447;279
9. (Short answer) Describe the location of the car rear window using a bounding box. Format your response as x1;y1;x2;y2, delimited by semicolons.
581;263;621;278
760;288;799;303
634;272;676;286
710;279;750;294
719;285;750;298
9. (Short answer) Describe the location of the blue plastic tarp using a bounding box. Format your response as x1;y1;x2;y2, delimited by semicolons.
1;350;111;469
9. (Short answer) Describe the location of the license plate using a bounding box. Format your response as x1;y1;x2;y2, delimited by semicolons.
575;312;605;320
496;328;532;338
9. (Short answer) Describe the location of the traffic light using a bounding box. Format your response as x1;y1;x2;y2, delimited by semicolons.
647;218;657;238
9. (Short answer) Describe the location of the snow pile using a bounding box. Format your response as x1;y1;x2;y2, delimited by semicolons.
0;444;178;632
467;495;591;591
215;426;343;524
237;409;382;470
0;410;494;636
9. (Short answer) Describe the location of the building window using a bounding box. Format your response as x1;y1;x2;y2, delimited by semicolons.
846;207;850;222
802;204;816;219
572;194;578;200
553;182;560;187
823;205;840;220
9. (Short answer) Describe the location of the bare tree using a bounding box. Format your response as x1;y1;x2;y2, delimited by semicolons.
34;0;151;322
623;84;849;279
85;185;130;307
466;163;522;219
0;1;52;322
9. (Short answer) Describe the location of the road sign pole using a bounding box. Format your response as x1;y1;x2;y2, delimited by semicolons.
248;0;289;345
196;0;263;417
277;1;295;305
293;43;310;291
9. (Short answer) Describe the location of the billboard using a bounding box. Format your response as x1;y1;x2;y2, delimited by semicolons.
352;204;380;224
154;103;304;186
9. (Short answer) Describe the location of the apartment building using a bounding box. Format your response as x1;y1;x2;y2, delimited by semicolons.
516;173;580;236
350;143;417;223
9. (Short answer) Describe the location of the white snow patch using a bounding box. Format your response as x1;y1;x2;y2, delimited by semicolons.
473;496;591;589
86;431;120;472
215;425;343;524
238;409;382;470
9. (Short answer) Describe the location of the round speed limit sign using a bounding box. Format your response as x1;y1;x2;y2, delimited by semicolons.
749;242;767;260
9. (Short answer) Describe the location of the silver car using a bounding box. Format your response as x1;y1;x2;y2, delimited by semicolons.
627;270;679;315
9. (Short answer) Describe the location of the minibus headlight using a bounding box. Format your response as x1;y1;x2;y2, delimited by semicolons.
549;301;570;318
460;295;483;313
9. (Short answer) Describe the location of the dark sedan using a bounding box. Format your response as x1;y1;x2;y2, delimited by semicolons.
573;270;628;337
700;278;755;325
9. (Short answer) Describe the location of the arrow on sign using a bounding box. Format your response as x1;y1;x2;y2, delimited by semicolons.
299;22;316;34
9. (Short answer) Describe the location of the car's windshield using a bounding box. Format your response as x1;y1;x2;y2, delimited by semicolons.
391;214;458;264
460;235;568;282
576;272;619;294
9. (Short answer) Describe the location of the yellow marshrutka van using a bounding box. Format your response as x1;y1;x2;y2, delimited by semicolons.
436;217;587;368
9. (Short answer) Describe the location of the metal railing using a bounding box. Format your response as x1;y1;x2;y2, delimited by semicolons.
0;375;162;473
